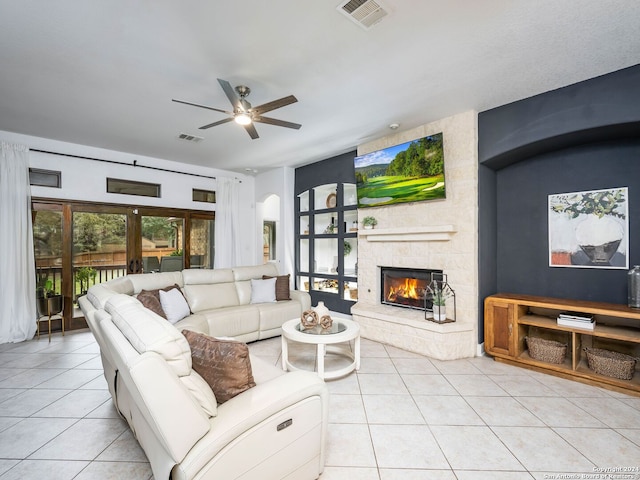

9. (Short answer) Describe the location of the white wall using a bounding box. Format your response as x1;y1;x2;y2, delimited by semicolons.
1;129;257;265
254;167;295;279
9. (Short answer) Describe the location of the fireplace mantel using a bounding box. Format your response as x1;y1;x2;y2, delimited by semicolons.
360;225;456;242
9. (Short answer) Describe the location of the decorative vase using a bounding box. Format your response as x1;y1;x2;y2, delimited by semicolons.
364;224;373;230
575;215;623;265
629;265;640;309
433;305;446;322
313;301;330;319
36;295;63;317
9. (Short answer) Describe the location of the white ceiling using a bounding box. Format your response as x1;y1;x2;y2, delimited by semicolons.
1;1;639;174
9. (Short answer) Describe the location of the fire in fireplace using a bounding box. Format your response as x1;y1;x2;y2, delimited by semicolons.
381;267;442;310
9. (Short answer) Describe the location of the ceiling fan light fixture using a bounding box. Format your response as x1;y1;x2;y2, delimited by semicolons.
234;113;252;125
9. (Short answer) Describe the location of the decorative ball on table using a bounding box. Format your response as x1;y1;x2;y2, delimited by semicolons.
319;315;333;329
301;310;319;329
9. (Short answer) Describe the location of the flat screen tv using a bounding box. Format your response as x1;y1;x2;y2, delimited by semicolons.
354;133;445;208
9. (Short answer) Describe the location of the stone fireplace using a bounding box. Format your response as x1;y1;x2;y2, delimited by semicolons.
351;111;478;360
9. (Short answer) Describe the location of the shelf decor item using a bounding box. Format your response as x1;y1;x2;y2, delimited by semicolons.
525;336;567;364
629;265;640;309
584;347;636;380
362;216;377;229
326;192;337;209
424;272;455;323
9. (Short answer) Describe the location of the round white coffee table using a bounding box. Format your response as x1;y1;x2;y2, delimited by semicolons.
281;317;360;380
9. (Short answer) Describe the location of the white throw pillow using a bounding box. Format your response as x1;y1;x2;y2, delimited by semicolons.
250;277;277;304
159;288;191;324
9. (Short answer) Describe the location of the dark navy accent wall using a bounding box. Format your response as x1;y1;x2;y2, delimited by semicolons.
295;151;357;196
478;64;640;344
479;65;640;168
495;140;640;302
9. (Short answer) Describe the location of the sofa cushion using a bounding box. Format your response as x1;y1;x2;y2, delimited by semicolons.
105;295;217;417
160;288;191;324
250;278;277;304
263;274;291;301
106;295;192;375
137;290;166;318
182;268;234;286
232;263;279;281
86;277;134;310
182;330;256;404
128;271;184;294
180;370;218;417
183;282;240;313
137;284;182;319
192;306;260;343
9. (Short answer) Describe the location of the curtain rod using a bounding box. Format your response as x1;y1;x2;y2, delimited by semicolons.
30;148;240;182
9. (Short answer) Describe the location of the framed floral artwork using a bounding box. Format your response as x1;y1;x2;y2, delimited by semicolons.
548;187;628;269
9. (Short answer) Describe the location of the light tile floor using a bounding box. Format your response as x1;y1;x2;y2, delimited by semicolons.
1;329;640;480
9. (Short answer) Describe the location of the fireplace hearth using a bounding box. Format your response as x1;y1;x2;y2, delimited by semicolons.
381;267;442;310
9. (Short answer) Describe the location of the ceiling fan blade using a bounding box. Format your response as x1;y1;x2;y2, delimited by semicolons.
252;95;298;115
217;78;242;110
172;99;231;115
199;117;233;129
254;116;302;130
244;123;259;139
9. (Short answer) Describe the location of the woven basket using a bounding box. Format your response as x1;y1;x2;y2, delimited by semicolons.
584;347;637;380
525;336;567;364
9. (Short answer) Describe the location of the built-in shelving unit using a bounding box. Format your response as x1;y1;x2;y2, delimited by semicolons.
296;182;358;314
484;293;640;396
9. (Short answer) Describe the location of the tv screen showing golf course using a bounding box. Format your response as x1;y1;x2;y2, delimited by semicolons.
354;133;445;208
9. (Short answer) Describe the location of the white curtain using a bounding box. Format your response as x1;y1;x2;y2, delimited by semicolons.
214;176;241;268
0;143;36;343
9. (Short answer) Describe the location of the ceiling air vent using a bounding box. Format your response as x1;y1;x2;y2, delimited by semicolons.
177;133;204;143
337;0;389;30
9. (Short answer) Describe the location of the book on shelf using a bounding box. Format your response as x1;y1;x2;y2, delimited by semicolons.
557;311;594;322
557;316;595;330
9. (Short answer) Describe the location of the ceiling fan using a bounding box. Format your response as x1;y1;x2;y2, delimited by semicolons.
172;78;301;139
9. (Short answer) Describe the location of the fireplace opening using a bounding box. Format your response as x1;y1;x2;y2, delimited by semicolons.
381;267;442;310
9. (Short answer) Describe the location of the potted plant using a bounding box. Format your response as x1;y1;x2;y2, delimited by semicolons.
343;240;352;257
76;267;97;296
36;279;63;318
362;216;377;230
432;288;447;322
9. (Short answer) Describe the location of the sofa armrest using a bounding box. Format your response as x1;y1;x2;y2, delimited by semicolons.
125;352;211;463
289;289;311;311
178;371;328;474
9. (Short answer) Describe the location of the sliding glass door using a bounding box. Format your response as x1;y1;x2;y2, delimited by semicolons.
32;200;214;330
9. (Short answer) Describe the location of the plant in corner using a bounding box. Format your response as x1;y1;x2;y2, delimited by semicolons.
362;216;377;229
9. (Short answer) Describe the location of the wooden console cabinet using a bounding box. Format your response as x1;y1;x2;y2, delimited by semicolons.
484;293;640;396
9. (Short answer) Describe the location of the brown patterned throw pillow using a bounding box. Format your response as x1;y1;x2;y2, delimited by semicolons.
137;284;183;319
182;330;256;404
262;274;291;301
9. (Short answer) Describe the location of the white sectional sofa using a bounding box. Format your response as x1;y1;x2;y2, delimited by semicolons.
80;263;311;343
78;264;328;480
